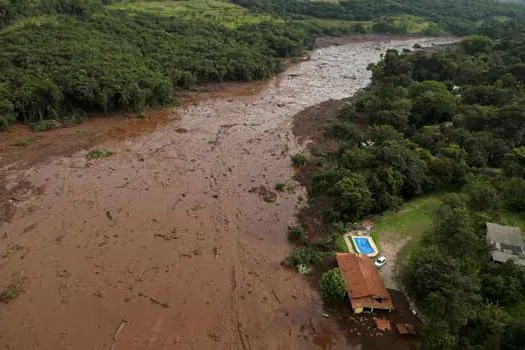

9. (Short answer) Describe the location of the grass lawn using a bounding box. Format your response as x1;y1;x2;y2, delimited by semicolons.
334;234;350;253
108;0;283;29
374;196;442;240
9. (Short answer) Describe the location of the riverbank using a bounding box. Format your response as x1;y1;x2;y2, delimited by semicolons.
0;36;456;349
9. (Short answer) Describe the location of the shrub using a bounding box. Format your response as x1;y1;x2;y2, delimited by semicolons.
86;149;114;160
284;247;323;268
12;138;32;147
30;120;60;132
319;268;347;303
288;226;305;241
0;282;22;303
310;146;326;157
275;183;287;191
291;153;308;168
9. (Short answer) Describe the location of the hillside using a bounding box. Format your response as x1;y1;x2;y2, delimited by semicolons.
0;0;524;131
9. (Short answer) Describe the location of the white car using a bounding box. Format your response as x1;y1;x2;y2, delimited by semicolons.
374;256;387;269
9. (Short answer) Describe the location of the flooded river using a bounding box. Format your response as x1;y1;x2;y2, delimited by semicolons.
0;37;456;349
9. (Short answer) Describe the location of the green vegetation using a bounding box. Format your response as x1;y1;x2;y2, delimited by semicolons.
288;225;305;241
291;153;308;168
301;23;525;347
319;268;346;303
233;0;525;35
0;0;523;130
275;182;286;191
0;281;22;303
284;247;323;267
30;120;60;132
375;197;442;239
334;234;349;253
86;149;114;160
11;138;33;147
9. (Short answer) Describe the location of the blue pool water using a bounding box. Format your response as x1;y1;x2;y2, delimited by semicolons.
353;237;375;255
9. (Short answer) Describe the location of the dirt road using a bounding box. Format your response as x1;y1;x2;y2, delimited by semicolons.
0;37;455;349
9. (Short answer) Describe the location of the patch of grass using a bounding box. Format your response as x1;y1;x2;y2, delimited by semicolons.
136;111;147;119
370;231;382;252
334;234;349;253
86;149;114;160
275;182;286;191
12;138;33;147
0;281;23;303
5;244;24;256
108;0;283;30
291;153;308;168
374;196;442;240
30;120;60;132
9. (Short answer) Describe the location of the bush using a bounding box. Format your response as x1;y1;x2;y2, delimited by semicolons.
288;226;305;241
12;138;33;147
275;183;286;191
30;120;60;132
291;153;308;168
319;268;346;303
284;247;323;268
86;149;114;160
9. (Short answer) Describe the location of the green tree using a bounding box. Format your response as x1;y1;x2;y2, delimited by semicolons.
464;179;501;211
460;36;495;54
504;147;525;178
319;268;346;303
333;173;373;220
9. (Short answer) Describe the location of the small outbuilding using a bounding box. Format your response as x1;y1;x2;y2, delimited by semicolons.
486;223;525;266
396;323;416;337
336;253;394;313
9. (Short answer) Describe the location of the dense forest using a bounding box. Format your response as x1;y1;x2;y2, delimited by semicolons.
299;25;525;349
1;0;525;130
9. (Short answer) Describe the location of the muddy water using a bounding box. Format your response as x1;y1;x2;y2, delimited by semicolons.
0;37;456;350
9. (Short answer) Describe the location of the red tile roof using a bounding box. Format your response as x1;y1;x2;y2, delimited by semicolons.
336;253;394;311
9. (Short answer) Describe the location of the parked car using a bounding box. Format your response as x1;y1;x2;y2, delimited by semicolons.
374;256;387;268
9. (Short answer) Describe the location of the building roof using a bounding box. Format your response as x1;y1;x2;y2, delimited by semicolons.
487;223;523;247
396;323;416;336
486;223;525;265
336;253;394;310
374;317;392;332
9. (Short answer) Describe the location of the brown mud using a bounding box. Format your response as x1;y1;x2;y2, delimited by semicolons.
0;36;456;349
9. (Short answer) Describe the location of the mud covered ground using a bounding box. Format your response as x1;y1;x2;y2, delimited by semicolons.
0;36;455;349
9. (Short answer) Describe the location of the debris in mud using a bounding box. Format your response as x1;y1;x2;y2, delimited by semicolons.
193;248;203;256
207;331;221;342
249;185;277;203
110;320;127;350
153;230;179;241
149;297;170;308
175;128;189;133
106;210;114;220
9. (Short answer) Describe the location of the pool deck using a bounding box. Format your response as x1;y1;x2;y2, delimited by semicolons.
343;232;380;257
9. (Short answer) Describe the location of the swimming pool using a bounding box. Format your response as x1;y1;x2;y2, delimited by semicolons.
351;236;379;257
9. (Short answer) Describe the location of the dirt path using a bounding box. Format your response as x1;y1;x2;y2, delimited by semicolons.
0;37;456;350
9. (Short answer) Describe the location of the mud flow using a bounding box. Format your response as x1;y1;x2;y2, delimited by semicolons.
0;37;456;349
